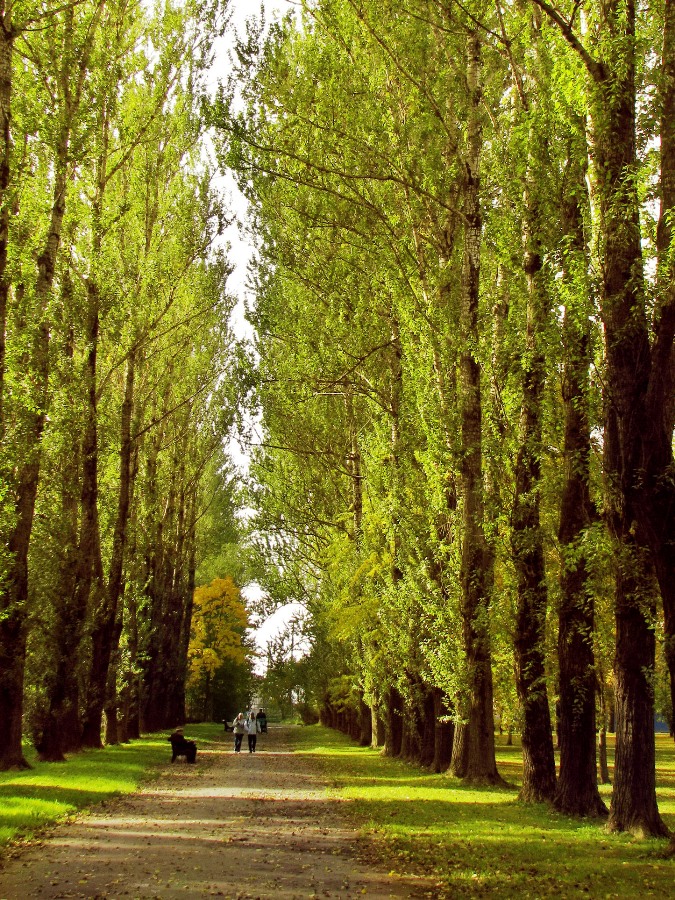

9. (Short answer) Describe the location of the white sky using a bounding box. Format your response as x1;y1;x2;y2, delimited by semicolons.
213;1;296;339
213;1;301;667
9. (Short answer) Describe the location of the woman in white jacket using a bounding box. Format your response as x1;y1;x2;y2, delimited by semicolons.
232;712;246;753
245;710;259;753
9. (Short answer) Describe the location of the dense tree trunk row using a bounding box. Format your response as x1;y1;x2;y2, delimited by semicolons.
0;0;239;769
226;0;675;839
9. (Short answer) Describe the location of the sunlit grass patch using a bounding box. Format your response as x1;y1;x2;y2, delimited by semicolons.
0;722;225;850
293;725;675;898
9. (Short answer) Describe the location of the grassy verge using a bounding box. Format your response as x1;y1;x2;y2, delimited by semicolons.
0;722;225;851
292;726;675;898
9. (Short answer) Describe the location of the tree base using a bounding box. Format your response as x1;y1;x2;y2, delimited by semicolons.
38;749;66;763
518;783;556;804
463;772;510;788
553;789;608;819
607;812;670;839
0;755;31;771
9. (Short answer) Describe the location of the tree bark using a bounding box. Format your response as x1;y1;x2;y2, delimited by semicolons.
358;695;372;747
450;721;469;778
383;685;403;757
0;9;14;434
598;728;610;785
608;546;666;836
161;464;187;728
553;134;607;818
166;490;196;726
588;4;668;837
119;431;141;742
37;284;82;761
457;31;501;787
509;76;556;800
532;0;670;840
371;701;385;748
0;121;67;767
419;684;436;768
139;426;163;732
646;0;675;768
431;688;454;773
81;352;136;746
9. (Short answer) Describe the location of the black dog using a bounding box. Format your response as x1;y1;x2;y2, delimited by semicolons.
168;730;197;763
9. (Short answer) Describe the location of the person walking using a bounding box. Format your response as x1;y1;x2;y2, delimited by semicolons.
232;712;246;752
245;709;259;753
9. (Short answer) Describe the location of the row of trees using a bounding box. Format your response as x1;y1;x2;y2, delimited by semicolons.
218;0;675;838
0;0;245;768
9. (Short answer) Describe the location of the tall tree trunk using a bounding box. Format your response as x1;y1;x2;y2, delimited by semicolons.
507;105;559;800
358;694;372;747
119;424;141;742
400;678;423;765
104;606;123;746
345;389;363;542
510;291;556;800
171;525;195;726
506;29;556;797
419;684;436;768
166;483;197;727
589;2;667;838
0;137;67;768
554;135;607;818
0;10;14;433
383;685;403;757
458;32;500;786
81;352;136;746
371;700;385;748
37;284;82;761
450;721;469;778
72;98;110;748
162;470;186;727
532;0;669;840
608;543;665;835
431;688;454;773
647;0;675;770
139;425;163;732
122;588;140;741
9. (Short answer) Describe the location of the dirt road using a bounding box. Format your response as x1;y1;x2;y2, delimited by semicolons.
0;726;432;899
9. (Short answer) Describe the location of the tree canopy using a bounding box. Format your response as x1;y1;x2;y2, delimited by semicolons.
1;0;674;848
213;0;675;838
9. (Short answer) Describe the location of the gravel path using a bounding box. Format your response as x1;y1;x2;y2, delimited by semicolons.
0;726;432;899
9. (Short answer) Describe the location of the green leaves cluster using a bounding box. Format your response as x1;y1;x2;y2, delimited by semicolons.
0;0;248;764
217;0;674;831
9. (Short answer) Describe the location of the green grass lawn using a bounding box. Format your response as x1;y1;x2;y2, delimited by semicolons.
292;726;675;898
0;722;224;850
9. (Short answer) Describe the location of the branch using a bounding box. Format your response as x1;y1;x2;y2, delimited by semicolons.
529;0;604;81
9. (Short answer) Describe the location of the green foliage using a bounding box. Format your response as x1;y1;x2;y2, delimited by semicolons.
186;576;254;722
0;0;246;762
214;0;675;830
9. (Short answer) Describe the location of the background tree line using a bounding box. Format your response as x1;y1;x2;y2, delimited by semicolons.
0;0;253;769
215;0;675;839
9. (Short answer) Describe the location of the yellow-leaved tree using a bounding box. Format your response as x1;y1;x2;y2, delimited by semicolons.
187;577;252;721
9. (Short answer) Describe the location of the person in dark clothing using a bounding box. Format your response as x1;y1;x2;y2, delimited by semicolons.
246;710;258;752
168;729;197;763
257;709;267;733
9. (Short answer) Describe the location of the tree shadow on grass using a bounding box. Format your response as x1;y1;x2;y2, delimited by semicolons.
292;727;675;897
350;796;674;899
